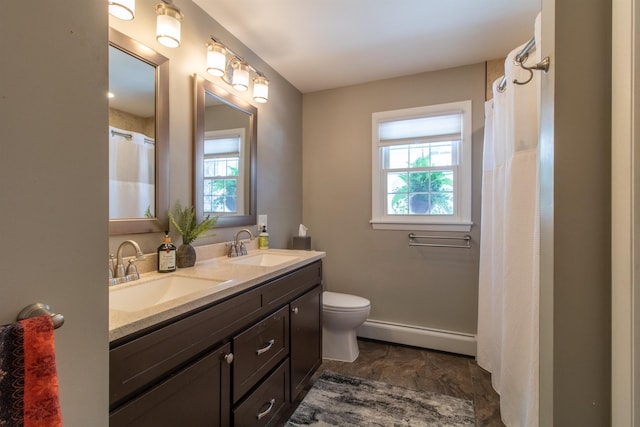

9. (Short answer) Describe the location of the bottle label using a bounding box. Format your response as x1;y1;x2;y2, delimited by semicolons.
159;249;176;271
258;236;269;249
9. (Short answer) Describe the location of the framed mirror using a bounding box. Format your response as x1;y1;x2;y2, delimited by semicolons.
194;74;257;228
109;28;169;235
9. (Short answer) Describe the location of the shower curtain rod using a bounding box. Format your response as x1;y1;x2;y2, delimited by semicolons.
497;37;550;92
110;129;155;145
110;129;132;139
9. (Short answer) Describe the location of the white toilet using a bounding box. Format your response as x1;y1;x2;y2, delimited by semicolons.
322;291;371;362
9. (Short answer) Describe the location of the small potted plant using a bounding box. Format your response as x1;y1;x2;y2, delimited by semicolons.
168;200;218;268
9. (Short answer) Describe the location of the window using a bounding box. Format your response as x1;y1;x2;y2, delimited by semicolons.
203;129;245;215
371;101;472;231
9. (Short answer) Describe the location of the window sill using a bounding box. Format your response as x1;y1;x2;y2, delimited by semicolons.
370;219;473;232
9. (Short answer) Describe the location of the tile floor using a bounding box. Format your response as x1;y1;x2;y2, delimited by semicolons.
285;338;504;426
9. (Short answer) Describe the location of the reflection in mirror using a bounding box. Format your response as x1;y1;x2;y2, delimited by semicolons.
194;74;257;228
109;28;169;235
109;46;155;218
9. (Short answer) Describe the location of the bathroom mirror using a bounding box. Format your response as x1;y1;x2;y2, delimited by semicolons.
108;28;169;235
194;74;257;227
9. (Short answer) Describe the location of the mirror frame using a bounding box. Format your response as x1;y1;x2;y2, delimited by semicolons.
109;28;170;235
194;74;257;228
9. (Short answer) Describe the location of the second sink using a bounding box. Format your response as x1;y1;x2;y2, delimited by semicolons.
228;253;300;267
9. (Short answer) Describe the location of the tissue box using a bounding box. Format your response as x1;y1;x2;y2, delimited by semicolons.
292;236;311;250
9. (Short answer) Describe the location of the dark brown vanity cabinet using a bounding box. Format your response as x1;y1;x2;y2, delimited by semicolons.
109;260;322;427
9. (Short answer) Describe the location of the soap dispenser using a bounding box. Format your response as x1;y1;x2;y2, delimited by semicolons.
258;225;269;250
157;231;176;272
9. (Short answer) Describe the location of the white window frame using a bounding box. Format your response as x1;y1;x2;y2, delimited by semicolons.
203;128;246;216
371;100;473;232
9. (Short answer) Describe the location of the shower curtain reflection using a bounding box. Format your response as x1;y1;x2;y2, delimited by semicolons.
109;126;155;219
477;12;541;427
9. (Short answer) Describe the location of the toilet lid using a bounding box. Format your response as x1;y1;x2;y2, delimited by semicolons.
323;291;370;311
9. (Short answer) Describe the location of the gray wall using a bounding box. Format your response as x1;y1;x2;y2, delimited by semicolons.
0;1;109;425
108;0;303;255
539;0;612;425
302;63;485;334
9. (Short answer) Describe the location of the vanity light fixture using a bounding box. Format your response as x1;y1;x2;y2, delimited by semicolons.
206;42;227;77
231;60;250;91
156;1;184;48
206;37;270;103
109;0;135;20
253;76;269;103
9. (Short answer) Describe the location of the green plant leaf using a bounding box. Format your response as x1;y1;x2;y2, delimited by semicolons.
169;200;218;245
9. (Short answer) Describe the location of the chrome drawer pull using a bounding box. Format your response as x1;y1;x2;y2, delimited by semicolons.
256;339;275;356
256;398;275;420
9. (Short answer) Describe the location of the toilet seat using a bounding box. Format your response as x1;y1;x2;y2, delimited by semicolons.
323;291;370;312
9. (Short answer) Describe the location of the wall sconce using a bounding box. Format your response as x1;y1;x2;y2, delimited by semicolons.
206;38;270;103
156;1;183;48
109;0;135;20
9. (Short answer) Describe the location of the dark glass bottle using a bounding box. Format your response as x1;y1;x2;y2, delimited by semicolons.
157;231;176;272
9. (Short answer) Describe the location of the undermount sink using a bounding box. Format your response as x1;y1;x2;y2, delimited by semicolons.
229;253;300;267
110;275;232;313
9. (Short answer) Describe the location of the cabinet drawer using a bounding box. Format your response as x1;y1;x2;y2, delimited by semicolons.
233;359;290;427
110;287;263;407
262;261;321;311
233;306;289;402
110;343;231;427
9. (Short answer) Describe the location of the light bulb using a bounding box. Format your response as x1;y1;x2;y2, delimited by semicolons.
156;3;183;48
231;61;249;91
109;0;135;20
206;42;227;77
253;76;269;103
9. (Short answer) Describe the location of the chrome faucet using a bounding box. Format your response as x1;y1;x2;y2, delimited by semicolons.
109;240;146;285
228;229;254;257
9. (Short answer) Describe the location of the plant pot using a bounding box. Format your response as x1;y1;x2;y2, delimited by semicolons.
409;194;430;214
176;243;196;268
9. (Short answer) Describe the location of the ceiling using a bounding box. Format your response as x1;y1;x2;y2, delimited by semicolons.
193;0;541;93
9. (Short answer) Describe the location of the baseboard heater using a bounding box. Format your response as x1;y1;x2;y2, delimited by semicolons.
357;319;477;357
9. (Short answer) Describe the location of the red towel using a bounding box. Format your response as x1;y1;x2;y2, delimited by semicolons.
0;315;63;426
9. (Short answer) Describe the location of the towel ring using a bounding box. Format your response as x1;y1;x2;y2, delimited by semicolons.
17;303;64;329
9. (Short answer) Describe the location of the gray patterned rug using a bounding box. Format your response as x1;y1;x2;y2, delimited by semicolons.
286;371;475;427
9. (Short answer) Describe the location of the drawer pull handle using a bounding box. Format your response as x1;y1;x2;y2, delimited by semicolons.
256;398;276;420
291;306;299;315
224;353;234;364
256;339;275;356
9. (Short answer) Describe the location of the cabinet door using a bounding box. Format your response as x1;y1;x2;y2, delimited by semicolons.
290;285;322;400
110;342;232;427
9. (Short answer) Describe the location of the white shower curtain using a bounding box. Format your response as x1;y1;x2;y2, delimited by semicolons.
109;126;155;219
477;13;541;427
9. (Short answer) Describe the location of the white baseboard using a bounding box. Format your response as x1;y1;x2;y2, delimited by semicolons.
356;319;477;357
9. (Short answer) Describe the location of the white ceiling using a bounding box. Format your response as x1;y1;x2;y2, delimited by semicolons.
193;0;541;93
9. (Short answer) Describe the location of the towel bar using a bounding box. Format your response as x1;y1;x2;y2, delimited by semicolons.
17;303;64;329
408;233;471;249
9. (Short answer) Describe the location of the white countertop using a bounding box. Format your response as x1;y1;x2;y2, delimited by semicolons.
109;249;325;342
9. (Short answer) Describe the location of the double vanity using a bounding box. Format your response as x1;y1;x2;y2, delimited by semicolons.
109;249;325;426
107;24;321;426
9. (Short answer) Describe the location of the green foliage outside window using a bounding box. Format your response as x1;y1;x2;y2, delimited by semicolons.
390;156;453;215
205;165;238;213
